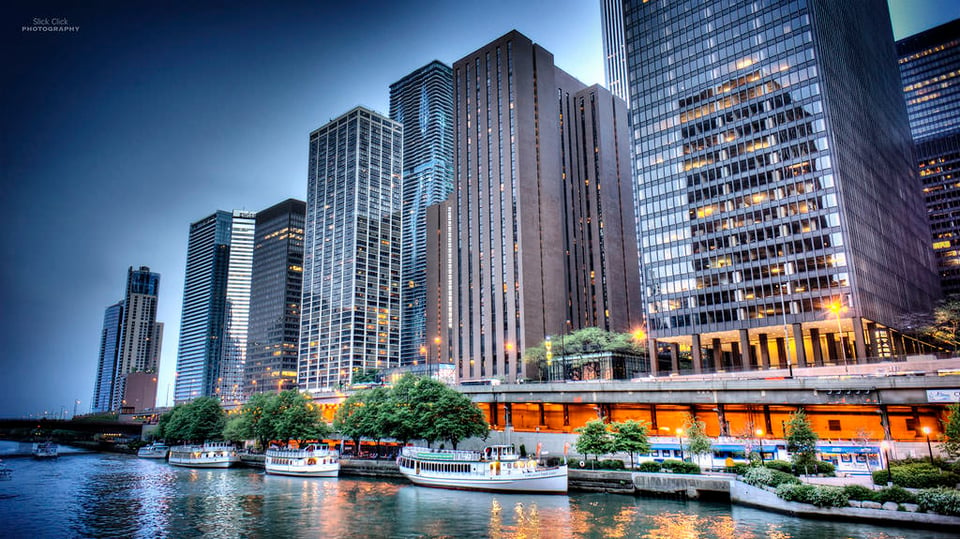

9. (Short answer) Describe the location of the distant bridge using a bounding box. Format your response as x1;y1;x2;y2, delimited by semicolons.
0;418;145;437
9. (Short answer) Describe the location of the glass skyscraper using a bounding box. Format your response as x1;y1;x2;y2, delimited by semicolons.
92;301;123;413
389;61;454;368
112;266;161;410
300;107;403;393
174;210;255;405
245;198;305;396
613;0;938;372
898;19;960;295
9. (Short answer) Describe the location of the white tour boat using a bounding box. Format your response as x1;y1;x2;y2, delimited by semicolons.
32;441;59;459
137;442;170;459
397;445;567;493
168;442;239;468
265;444;340;477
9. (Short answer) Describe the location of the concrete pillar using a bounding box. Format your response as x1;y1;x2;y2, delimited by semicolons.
691;334;702;374
866;322;878;357
649;339;659;377
669;343;680;374
739;328;751;371
890;328;902;357
730;341;740;371
825;332;838;364
758;333;771;369
716;404;729;436
563;404;570;426
809;327;824;367
538;403;545;426
853;317;868;363
792;323;807;368
712;338;723;372
504;403;513;428
650;404;658;430
775;337;786;368
763;405;773;435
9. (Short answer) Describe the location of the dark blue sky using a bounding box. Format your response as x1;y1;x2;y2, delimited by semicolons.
1;1;957;418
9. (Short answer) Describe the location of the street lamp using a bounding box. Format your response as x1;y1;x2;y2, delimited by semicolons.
922;426;934;463
880;440;893;487
827;298;848;371
756;428;765;463
677;428;685;461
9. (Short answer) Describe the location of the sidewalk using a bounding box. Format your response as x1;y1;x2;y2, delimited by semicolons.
801;475;875;487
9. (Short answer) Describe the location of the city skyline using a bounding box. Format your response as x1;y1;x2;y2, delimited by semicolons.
1;0;958;417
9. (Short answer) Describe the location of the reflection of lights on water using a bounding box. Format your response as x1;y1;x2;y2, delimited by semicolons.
643;514;786;539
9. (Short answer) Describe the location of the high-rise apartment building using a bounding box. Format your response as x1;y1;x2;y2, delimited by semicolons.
389;61;455;368
300;107;403;393
245;199;305;396
92;301;123;413
897;19;960;295
427;31;641;383
612;0;939;373
600;0;630;105
112;266;161;410
174;210;255;405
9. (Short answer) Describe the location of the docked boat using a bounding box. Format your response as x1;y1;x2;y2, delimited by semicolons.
397;445;567;493
32;441;59;459
137;442;170;459
168;442;239;468
265;444;340;477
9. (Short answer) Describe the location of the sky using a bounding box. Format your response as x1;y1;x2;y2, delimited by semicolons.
1;1;958;418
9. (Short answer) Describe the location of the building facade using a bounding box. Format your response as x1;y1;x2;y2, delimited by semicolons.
300;107;403;393
898;19;960;295
111;266;161;410
245;199;306;396
616;0;939;373
427;31;641;383
92;301;123;413
389;61;454;368
600;0;630;105
174;210;255;405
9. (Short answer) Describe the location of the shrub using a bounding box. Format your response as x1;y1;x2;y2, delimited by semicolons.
876;463;960;488
763;460;794;474
637;461;662;472
813;461;836;477
597;459;625;470
726;463;750;476
776;483;817;503
876;485;916;504
660;459;700;474
916;487;960;516
843;484;879;502
742;466;801;488
776;483;848;507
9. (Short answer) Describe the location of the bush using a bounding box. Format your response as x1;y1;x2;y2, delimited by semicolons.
776;483;848;508
726;463;750;476
742;466;801;488
843;484;879;502
596;459;625;470
763;460;794;474
660;459;700;474
637;461;662;473
813;461;836;477
876;485;916;504
916;487;960;516
875;463;960;488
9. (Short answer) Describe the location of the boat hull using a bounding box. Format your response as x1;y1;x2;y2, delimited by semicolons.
265;465;340;477
137;452;169;459
399;467;568;494
168;458;237;468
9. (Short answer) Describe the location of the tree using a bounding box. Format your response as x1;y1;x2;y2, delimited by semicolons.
610;420;650;468
423;390;489;450
942;402;960;458
786;410;818;475
683;414;712;468
223;414;252;444
575;419;613;462
263;390;332;447
334;387;390;453
155;397;226;443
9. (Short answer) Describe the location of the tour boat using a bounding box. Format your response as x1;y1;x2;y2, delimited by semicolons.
137;442;170;459
265;444;340;477
168;442;239;468
32;441;59;459
397;445;568;493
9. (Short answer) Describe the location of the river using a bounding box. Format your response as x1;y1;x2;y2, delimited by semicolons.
0;442;953;538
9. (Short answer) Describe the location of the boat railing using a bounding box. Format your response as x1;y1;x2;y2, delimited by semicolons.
267;448;337;459
401;446;482;461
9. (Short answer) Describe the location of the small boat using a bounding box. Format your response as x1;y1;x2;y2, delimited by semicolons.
32;441;59;459
0;460;11;481
168;442;239;468
265;444;340;477
137;442;170;459
397;445;568;493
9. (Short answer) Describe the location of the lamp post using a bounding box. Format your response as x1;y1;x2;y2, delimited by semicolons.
880;440;893;487
756;428;765;463
827;298;848;372
677;428;685;461
922;426;934;463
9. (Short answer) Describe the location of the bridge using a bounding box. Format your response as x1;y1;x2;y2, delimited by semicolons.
0;418;145;438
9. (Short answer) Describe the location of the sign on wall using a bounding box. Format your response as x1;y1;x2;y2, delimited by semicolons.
927;389;960;403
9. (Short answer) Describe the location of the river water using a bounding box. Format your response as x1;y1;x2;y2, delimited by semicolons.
0;442;953;538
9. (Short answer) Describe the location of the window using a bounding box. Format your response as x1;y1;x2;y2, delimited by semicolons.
828;420;841;431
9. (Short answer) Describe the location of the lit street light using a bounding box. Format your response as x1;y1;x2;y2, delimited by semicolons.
922;426;934;463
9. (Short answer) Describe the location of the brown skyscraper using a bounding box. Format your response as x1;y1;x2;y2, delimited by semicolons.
426;31;641;383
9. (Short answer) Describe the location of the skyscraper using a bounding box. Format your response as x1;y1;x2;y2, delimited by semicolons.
612;0;939;373
389;60;455;368
174;210;255;405
245;198;306;396
92;301;123;413
112;266;161;410
428;31;641;383
897;19;960;295
600;0;629;105
300;107;403;393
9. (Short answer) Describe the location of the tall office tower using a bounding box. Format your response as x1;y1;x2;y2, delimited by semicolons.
111;266;161;410
389;61;455;368
617;0;939;374
92;301;123;413
898;19;960;296
600;0;630;104
174;210;255;405
245;199;306;396
426;31;641;383
300;107;403;393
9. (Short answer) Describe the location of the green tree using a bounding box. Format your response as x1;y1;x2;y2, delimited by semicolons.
575;418;613;462
334;387;390;453
786;410;819;475
223;413;251;444
925;298;960;351
156;397;226;443
942;402;960;458
272;391;333;446
683;414;712;467
423;389;489;449
610;419;650;468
